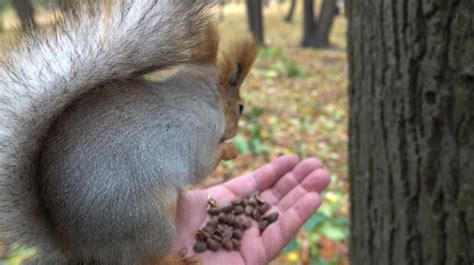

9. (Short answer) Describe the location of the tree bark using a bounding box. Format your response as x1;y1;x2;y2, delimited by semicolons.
348;0;474;265
246;0;265;44
312;0;336;47
301;0;315;46
285;0;297;22
301;0;336;48
11;0;36;31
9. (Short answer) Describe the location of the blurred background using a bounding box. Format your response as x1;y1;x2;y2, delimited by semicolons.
0;0;348;264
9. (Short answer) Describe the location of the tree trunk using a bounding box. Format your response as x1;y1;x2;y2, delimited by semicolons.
11;0;36;31
312;0;336;47
284;0;297;22
246;0;265;44
348;0;474;264
301;0;336;48
301;0;315;46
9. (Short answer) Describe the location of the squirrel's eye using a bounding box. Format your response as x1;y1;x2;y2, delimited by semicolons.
238;104;244;114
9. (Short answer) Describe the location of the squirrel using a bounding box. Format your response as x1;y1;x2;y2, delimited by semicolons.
0;1;258;264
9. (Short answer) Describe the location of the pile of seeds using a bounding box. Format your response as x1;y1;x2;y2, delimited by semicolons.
193;192;279;253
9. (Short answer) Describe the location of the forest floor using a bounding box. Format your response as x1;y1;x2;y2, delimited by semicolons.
0;2;349;265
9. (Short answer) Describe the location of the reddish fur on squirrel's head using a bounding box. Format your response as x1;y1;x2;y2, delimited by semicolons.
218;38;259;141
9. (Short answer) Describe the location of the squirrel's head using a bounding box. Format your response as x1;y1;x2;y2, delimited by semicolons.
218;39;259;143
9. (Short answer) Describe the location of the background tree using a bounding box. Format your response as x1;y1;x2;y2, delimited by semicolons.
11;0;36;31
284;0;296;22
301;0;336;48
246;0;265;44
347;0;473;264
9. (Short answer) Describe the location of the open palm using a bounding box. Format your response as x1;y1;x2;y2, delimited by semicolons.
172;155;331;265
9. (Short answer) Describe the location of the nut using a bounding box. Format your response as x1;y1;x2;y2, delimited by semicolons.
231;197;243;206
258;220;269;232
264;212;279;223
259;202;270;214
193;241;208;253
244;205;254;216
207;238;220;251
234;205;244;215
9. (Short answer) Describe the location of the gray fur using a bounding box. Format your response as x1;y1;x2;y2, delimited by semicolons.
39;66;223;263
0;0;219;263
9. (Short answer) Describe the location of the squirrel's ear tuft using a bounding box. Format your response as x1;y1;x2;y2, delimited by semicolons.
219;38;259;89
229;63;242;88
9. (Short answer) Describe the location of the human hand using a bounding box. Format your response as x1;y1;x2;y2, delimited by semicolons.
172;155;331;265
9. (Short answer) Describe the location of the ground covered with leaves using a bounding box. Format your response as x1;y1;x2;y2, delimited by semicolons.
0;2;349;265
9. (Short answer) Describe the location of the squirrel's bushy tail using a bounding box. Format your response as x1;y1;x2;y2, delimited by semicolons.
0;0;217;253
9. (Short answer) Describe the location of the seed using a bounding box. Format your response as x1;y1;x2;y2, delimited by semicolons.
207;238;220;251
248;196;258;206
232;229;243;239
259;202;270;214
222;238;233;251
231;197;242;206
232;239;241;250
233;205;244;215
195;230;209;241
221;204;234;213
235;216;247;229
226;213;236;226
235;216;245;224
242;198;249;206
222;227;233;239
202;225;215;235
218;212;227;223
193;241;208;253
211;234;222;243
264;212;279;223
234;223;242;230
258;220;269;232
244;205;254;216
208;207;221;215
206;220;217;228
252;208;262;220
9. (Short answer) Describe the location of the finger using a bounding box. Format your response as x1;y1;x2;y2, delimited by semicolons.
262;193;322;260
260;158;324;205
207;155;299;197
274;168;330;212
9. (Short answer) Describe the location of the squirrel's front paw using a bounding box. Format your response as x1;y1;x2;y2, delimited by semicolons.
219;142;238;161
